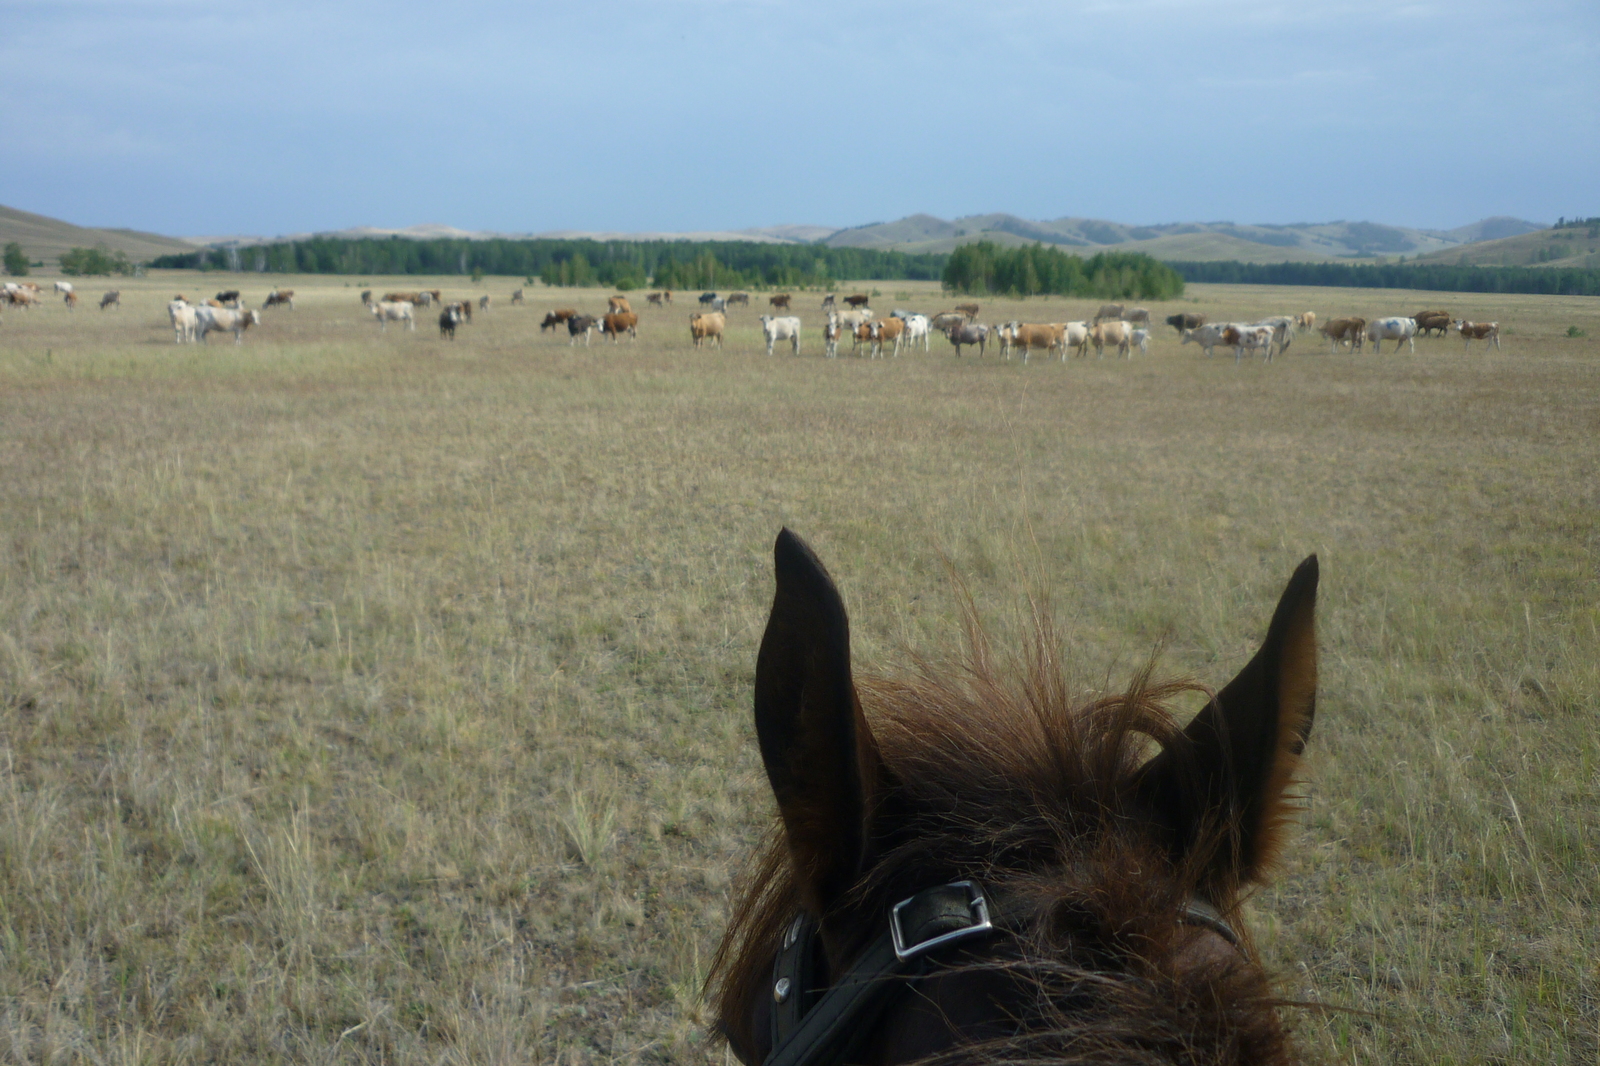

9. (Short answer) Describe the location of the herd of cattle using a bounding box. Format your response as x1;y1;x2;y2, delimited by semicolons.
1;280;1505;357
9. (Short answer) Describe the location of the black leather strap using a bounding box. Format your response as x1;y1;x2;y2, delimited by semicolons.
764;883;998;1066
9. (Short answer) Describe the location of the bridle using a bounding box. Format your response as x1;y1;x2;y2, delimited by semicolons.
763;881;1244;1066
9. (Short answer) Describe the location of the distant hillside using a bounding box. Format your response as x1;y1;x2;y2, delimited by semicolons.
819;213;1547;262
0;204;197;265
1408;223;1600;269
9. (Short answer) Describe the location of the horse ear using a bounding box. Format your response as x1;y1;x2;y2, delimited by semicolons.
1135;556;1318;886
754;530;880;916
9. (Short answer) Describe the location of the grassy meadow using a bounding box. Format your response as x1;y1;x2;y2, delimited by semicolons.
0;272;1596;1064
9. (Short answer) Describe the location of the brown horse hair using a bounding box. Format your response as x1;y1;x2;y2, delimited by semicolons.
709;600;1309;1063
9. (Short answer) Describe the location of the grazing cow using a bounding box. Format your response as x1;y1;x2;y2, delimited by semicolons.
698;292;718;306
1165;311;1206;334
169;300;198;343
371;300;416;332
5;289;40;308
262;289;295;310
647;292;665;306
1063;321;1092;359
1220;324;1275;363
954;302;979;318
1180;323;1233;357
427;290;442;304
1124;306;1150;326
900;313;931;351
54;281;73;295
662;290;673;304
843;293;870;309
63;291;78;310
1090;320;1133;359
360;290;373;305
852;320;874;354
1093;303;1125;324
821;293;836;310
417;291;435;307
439;306;461;339
479;295;490;312
541;309;577;332
709;297;727;314
760;314;801;356
726;292;750;307
455;299;472;323
1131;328;1150;356
567;314;598;346
823;314;842;358
929;311;968;332
608;295;632;315
870;316;905;358
769;293;791;310
383;292;423;305
944;322;989;357
215;290;241;308
689;311;725;349
510;288;525;305
1295;311;1317;333
601;311;639;342
1454;320;1501;350
1366;316;1418;354
1318;317;1366;352
196;305;261;345
99;290;120;311
1413;310;1451;337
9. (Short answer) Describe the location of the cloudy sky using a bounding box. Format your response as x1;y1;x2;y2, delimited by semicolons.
2;0;1595;237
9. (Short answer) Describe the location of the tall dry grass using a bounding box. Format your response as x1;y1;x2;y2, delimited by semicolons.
0;273;1595;1063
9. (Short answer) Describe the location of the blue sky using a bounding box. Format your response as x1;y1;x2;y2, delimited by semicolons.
2;0;1595;237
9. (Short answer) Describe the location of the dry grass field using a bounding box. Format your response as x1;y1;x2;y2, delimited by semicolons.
1;272;1596;1064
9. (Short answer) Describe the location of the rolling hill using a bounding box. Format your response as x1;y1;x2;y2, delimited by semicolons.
820;213;1546;261
0;204;198;265
1407;222;1600;269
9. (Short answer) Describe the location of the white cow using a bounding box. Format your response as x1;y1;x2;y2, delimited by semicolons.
824;313;842;359
1225;324;1276;363
54;281;73;295
1060;321;1091;359
168;299;198;344
899;313;931;351
1130;328;1150;356
833;308;873;331
1366;316;1418;354
1254;316;1296;358
371;300;416;332
760;314;801;356
1180;322;1233;358
196;305;261;344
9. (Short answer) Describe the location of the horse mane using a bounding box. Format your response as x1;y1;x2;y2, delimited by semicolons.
710;602;1302;1063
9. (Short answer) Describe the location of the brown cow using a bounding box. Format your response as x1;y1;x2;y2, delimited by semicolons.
383;291;424;305
690;311;725;349
608;295;633;315
1318;317;1367;352
1454;320;1501;350
1091;320;1134;359
1165;311;1206;334
263;288;295;310
1295;311;1316;333
954;302;979;318
1008;323;1060;362
602;311;638;342
63;291;79;310
852;320;873;354
869;316;905;358
541;309;577;332
769;293;792;310
1412;310;1451;337
844;293;870;309
646;292;664;306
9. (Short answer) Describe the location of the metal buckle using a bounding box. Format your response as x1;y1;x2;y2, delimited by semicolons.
889;881;992;961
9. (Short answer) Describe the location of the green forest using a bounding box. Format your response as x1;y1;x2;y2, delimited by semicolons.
940;242;1185;299
1169;259;1600;296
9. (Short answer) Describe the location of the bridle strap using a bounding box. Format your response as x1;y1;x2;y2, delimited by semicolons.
765;882;995;1066
763;883;1245;1066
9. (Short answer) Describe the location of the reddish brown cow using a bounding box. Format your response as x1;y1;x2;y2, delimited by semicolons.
541;308;577;332
843;293;870;309
769;293;791;310
602;311;639;342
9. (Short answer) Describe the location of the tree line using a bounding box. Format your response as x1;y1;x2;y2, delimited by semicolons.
1167;260;1600;296
149;237;947;289
940;242;1186;300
